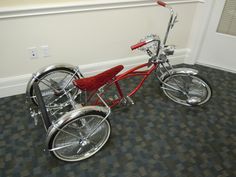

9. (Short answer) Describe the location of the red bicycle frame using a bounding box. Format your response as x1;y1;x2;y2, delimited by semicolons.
84;0;177;108
87;62;159;108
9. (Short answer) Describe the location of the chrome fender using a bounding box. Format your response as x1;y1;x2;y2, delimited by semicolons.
159;67;199;81
25;63;77;99
46;106;109;146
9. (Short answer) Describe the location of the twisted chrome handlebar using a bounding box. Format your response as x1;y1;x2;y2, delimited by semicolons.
131;1;178;50
157;1;178;45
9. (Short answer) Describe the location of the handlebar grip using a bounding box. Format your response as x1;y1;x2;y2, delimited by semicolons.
131;41;147;50
157;1;167;7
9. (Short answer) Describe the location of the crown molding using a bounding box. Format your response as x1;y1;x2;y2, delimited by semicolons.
0;0;205;19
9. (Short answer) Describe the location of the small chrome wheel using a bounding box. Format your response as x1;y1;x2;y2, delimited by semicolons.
27;66;84;117
30;67;80;106
161;73;212;106
48;112;111;162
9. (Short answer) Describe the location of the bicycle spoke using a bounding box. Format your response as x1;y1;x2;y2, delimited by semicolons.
54;125;82;139
62;71;79;90
44;94;57;105
161;86;183;93
162;82;186;95
47;87;74;106
39;78;60;92
67;121;84;130
180;75;191;92
49;141;80;151
59;75;73;87
69;118;98;137
172;77;185;91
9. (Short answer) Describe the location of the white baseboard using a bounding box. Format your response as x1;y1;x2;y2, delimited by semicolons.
0;48;188;98
196;61;236;74
0;74;32;98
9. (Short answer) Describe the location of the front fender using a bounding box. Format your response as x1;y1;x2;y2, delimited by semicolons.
46;106;109;146
159;67;199;81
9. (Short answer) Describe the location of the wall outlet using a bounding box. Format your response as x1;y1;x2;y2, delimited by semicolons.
28;47;38;59
41;45;50;57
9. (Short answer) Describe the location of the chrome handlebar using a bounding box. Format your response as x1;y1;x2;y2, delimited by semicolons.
158;1;178;45
131;1;177;49
131;1;178;62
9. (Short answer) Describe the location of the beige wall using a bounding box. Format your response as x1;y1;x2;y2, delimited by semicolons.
0;3;196;78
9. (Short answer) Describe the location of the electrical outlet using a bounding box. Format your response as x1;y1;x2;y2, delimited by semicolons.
28;47;38;59
41;45;50;57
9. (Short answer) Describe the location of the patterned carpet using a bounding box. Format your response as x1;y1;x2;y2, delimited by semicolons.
0;64;235;177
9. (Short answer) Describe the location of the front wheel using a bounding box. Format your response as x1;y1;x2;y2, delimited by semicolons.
48;111;111;162
161;73;212;106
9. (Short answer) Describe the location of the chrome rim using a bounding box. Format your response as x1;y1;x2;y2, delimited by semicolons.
162;74;211;106
51;115;110;162
32;69;79;109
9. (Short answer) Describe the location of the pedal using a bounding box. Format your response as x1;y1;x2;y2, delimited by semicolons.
126;96;134;105
113;96;134;111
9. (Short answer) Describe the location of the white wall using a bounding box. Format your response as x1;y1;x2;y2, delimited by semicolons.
0;1;198;97
197;0;236;73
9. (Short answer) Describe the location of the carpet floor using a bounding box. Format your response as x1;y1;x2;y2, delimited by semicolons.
0;64;235;177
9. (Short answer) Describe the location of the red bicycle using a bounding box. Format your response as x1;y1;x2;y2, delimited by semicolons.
26;1;212;162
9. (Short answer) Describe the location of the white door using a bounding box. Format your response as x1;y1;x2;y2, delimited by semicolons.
198;0;236;72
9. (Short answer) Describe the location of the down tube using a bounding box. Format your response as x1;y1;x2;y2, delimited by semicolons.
128;63;158;97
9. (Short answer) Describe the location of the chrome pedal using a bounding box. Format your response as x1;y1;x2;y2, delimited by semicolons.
113;96;134;111
126;96;134;105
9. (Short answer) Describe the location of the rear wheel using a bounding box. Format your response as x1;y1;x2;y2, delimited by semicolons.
48;111;111;162
161;73;212;106
29;67;83;117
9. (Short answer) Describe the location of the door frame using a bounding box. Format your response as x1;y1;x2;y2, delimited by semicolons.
186;0;215;64
188;0;236;73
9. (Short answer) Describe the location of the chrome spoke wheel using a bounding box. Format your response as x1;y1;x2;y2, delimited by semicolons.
48;113;111;162
29;67;83;118
33;69;79;106
162;73;212;106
